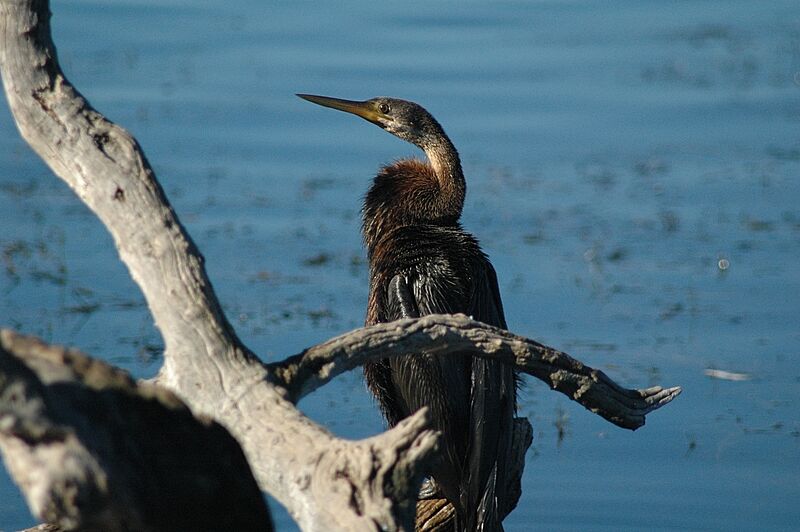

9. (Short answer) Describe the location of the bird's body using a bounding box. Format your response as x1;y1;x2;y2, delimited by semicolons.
298;94;517;531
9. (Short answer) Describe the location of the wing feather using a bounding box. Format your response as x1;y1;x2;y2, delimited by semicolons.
385;257;514;531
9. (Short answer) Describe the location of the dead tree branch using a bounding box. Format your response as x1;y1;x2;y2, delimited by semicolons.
0;330;273;532
271;314;680;430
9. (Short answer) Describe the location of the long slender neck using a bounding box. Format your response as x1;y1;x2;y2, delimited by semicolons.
423;134;466;212
362;132;466;256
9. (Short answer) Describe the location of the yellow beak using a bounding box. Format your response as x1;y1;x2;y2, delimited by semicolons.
297;94;385;125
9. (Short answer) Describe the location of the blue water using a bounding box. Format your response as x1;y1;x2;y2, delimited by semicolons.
2;1;799;530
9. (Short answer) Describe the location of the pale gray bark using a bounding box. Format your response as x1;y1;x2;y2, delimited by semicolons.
0;1;681;530
272;314;680;430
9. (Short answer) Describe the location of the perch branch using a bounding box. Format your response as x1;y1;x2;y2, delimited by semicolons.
271;314;681;430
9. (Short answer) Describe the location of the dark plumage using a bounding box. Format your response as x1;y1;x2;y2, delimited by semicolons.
298;94;517;531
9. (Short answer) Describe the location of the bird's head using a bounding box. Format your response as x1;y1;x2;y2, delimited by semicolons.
297;94;445;150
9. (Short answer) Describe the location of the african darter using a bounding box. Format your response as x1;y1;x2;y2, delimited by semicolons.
298;94;518;531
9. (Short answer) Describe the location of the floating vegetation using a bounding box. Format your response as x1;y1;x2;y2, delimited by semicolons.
742;218;775;232
2;240;31;282
252;270;274;281
685;433;697;456
137;342;164;364
563;339;617;352
248;270;309;285
607;247;627;262
306;307;336;325
349;254;365;268
522;231;545;245
553;405;570;446
660;302;684;320
766;146;800;161
0;179;38;198
659;210;680;233
303;252;332;267
743;422;784;435
634;158;670;177
30;266;67;286
300;177;336;199
64;302;101;315
576;160;616;191
1;232;68;288
111;298;146;310
348;253;366;276
682;24;747;49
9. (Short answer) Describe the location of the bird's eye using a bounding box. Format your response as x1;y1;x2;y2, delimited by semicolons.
379;103;391;114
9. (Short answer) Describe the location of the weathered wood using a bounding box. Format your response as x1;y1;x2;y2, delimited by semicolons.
22;525;63;532
0;330;273;532
271;315;681;430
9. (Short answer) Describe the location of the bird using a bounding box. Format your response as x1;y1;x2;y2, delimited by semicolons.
297;93;517;531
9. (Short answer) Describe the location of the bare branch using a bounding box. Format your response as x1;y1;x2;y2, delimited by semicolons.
0;330;272;531
22;525;63;532
271;314;681;430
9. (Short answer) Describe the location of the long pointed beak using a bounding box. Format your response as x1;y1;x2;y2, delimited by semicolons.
297;94;384;125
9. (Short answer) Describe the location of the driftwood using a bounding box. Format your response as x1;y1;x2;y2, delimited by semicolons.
0;0;681;530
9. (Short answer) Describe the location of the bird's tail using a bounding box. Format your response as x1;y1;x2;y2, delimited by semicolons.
462;357;515;531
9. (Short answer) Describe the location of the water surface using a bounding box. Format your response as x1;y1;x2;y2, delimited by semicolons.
1;1;799;530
